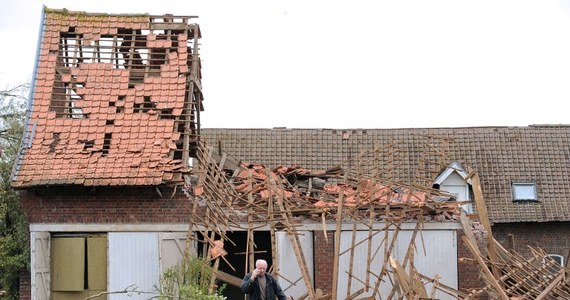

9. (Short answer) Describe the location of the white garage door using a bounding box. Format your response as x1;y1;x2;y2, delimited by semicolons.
276;231;314;299
108;232;160;299
337;229;457;300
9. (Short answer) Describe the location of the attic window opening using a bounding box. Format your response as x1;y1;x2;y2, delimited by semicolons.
59;32;84;68
512;182;538;202
50;80;86;119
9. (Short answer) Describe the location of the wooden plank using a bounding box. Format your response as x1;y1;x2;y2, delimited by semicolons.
469;169;503;284
247;169;255;273
389;256;413;299
51;237;85;291
208;257;221;293
272;175;316;299
373;219;402;298
213;269;243;288
459;210;478;248
462;235;509;300
365;205;375;289
346;223;358;299
87;236;107;291
150;23;194;30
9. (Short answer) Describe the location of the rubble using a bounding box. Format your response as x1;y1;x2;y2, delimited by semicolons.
184;141;568;299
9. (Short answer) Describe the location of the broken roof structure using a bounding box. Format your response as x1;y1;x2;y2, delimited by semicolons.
12;6;570;300
191;137;570;299
201;126;570;224
11;7;203;188
189;142;464;299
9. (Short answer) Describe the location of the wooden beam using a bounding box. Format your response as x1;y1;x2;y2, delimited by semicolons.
469;169;503;283
462;235;509;300
213;269;243;288
272;175;316;299
535;271;564;300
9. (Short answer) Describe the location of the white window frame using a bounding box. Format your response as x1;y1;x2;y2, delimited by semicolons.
512;182;538;201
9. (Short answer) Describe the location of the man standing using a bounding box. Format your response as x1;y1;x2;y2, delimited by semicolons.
241;259;287;300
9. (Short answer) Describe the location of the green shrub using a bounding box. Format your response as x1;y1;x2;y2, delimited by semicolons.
157;255;226;300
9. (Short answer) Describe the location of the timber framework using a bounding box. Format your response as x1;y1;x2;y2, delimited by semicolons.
186;140;570;300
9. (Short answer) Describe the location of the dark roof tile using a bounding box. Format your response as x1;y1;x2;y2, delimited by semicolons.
201;126;570;223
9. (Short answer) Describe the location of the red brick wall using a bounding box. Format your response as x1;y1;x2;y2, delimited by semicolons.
455;222;570;299
19;270;30;300
457;228;488;298
19;186;192;223
314;231;334;295
492;222;570;260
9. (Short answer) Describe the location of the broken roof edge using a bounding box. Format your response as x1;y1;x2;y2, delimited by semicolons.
43;6;199;19
11;179;186;190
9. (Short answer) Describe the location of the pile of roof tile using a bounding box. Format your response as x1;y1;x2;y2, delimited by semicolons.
220;161;462;221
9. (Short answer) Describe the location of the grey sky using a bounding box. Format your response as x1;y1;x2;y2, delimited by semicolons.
1;0;569;129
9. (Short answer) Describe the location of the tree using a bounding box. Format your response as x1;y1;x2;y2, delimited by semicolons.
0;83;29;299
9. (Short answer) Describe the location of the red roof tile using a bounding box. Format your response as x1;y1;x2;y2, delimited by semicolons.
11;8;203;188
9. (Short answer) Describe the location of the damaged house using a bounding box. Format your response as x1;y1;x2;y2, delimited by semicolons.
199;126;570;299
11;7;205;300
11;6;570;300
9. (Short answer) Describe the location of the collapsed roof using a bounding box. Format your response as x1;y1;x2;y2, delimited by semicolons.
201;126;570;224
189;142;570;300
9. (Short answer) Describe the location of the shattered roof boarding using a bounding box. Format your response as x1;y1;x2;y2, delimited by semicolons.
201;126;570;224
11;7;204;188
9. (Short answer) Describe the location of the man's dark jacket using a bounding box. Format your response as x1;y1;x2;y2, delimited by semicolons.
241;272;287;300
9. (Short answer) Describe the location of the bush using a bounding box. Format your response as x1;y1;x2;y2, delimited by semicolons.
157;255;226;300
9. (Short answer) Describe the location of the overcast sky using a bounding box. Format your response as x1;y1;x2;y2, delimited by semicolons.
1;0;569;129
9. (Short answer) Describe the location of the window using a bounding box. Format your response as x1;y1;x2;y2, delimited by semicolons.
512;182;538;201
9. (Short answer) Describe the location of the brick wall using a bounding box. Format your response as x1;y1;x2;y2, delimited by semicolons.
457;228;488;298
455;221;570;299
314;231;334;295
19;186;192;223
19;269;30;300
493;222;570;260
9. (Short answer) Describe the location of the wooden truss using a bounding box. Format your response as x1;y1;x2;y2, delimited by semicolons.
184;141;569;300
